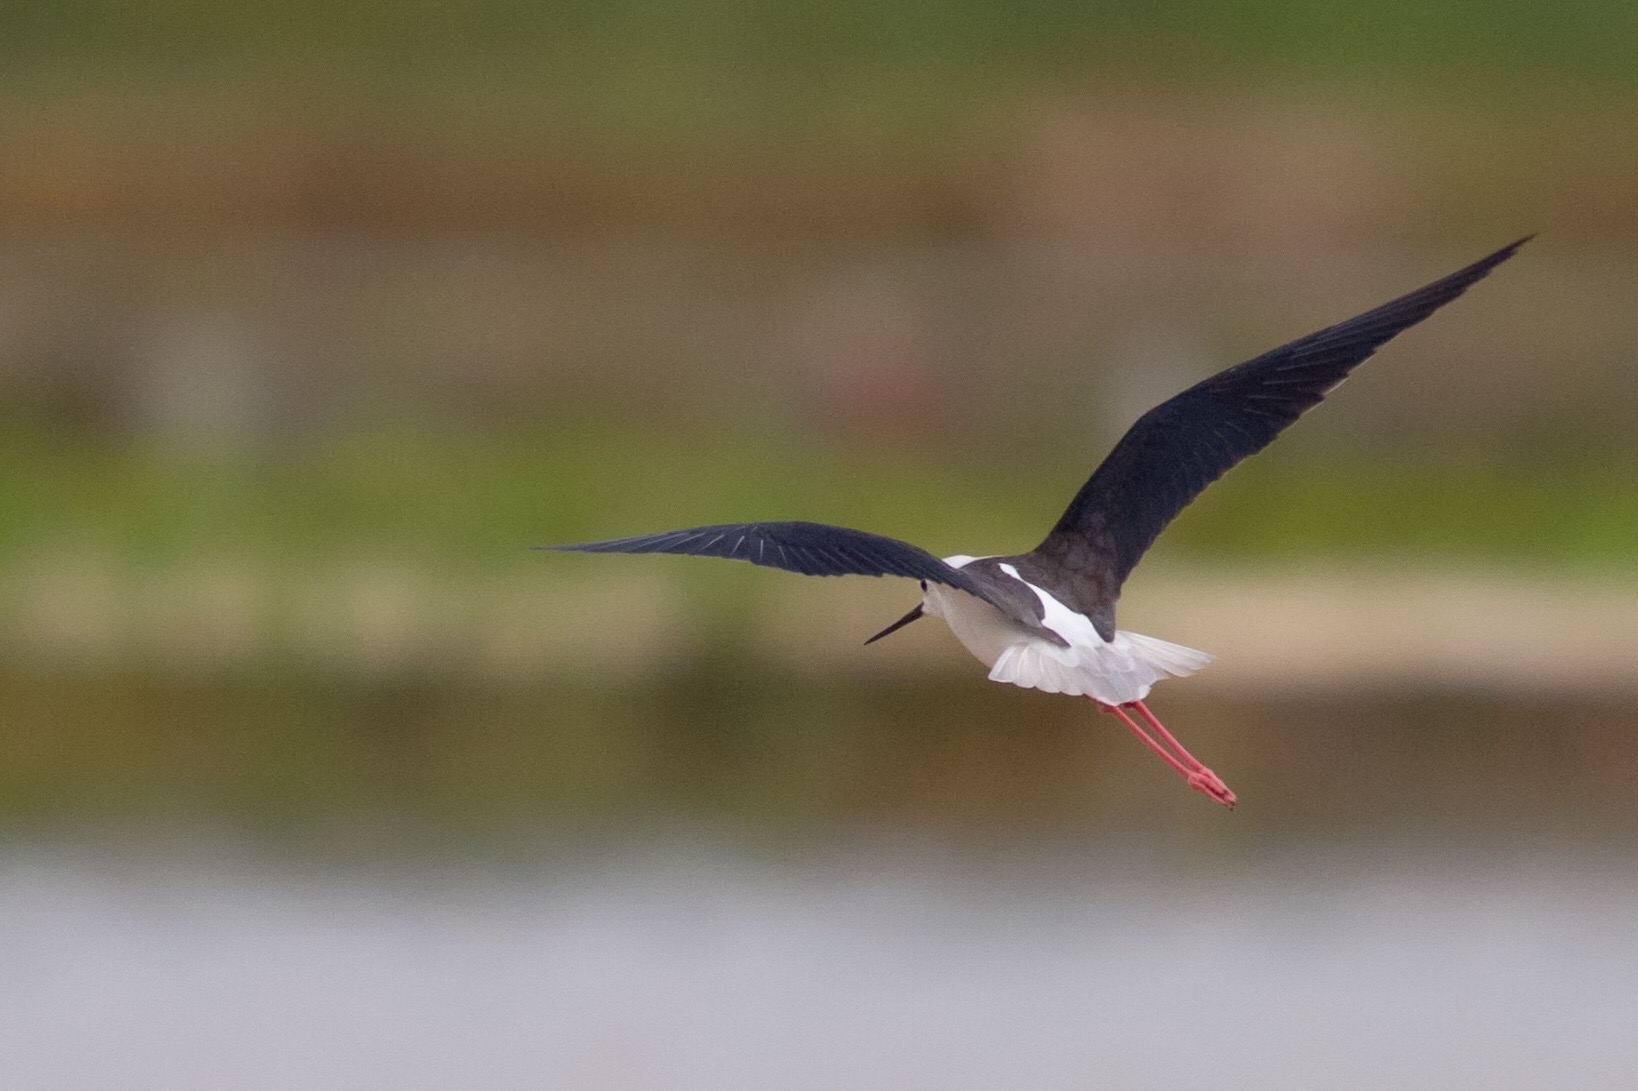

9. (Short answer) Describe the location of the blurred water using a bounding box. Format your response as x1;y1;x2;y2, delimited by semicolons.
1;839;1634;1090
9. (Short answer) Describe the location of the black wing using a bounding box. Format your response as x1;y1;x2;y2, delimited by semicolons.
544;520;987;595
1033;237;1529;598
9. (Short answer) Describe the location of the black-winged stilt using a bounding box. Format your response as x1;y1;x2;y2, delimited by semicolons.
546;239;1528;808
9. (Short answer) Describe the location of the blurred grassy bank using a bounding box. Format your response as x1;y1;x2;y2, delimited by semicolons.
6;664;1638;846
3;424;1637;568
9;0;1638;79
0;3;1636;247
3;423;1635;840
1;0;1635;841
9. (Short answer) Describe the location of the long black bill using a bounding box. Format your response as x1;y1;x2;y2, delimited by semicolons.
864;604;923;645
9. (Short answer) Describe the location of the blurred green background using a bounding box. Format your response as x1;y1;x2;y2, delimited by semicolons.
1;0;1635;845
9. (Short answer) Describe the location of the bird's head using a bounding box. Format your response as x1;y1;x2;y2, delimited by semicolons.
863;579;930;645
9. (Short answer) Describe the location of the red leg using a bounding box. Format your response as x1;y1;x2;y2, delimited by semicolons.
1091;697;1237;809
1132;699;1236;808
1098;701;1194;778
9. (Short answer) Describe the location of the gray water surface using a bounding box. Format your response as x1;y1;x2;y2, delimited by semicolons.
2;840;1634;1090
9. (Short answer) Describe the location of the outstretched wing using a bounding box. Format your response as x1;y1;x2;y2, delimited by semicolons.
1033;237;1529;599
544;520;985;594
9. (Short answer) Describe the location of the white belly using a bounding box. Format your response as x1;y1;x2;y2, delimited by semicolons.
922;570;1212;706
922;579;1039;667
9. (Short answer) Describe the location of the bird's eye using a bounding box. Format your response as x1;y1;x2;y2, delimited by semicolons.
919;580;928;591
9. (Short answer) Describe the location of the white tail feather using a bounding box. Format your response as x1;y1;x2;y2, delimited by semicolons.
922;577;1212;706
987;630;1211;706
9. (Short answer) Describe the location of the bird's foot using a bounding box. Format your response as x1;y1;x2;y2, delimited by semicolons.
1186;767;1236;809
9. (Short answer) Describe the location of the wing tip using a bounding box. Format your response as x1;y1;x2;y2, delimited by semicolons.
1486;232;1535;266
1426;234;1532;299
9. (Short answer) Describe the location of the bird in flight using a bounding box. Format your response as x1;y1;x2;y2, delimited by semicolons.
545;239;1528;808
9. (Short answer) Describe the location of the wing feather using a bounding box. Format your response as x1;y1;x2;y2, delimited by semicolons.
1032;237;1529;601
543;520;988;597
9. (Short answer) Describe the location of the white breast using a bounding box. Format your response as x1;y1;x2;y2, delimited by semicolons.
923;559;1212;706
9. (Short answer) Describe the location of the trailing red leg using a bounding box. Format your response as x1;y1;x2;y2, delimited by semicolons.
1091;697;1236;809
